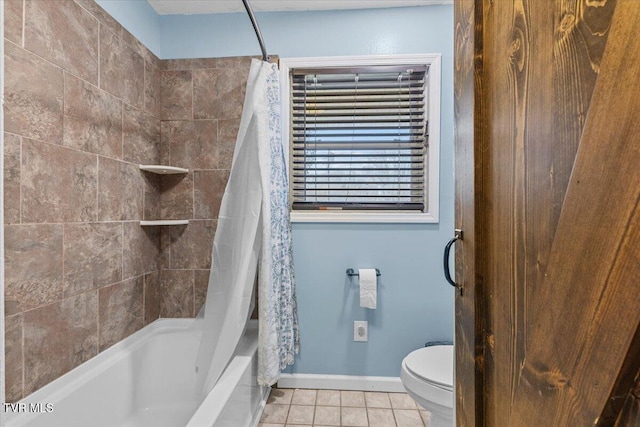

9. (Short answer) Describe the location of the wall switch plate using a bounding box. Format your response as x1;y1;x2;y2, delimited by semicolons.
354;321;368;342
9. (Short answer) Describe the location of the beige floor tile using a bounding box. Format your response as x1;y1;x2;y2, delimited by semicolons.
394;409;424;427
341;390;366;407
259;424;285;427
419;410;431;426
268;388;294;405
314;405;340;426
260;404;290;424
316;389;341;406
287;405;315;425
365;392;392;408
292;389;317;405
367;408;396;427
389;393;417;409
341;407;368;427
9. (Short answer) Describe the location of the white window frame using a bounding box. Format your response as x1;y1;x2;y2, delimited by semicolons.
280;54;441;224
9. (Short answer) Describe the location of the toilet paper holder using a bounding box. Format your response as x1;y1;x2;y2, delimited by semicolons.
346;268;381;277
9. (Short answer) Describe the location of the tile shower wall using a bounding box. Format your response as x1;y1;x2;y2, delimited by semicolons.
3;0;163;401
157;56;267;318
3;0;262;401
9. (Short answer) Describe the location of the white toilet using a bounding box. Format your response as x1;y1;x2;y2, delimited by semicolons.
400;345;454;426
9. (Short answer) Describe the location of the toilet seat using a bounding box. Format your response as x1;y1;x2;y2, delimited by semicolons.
400;344;454;421
404;346;453;391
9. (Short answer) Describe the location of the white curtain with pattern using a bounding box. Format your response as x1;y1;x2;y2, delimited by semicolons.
194;59;299;395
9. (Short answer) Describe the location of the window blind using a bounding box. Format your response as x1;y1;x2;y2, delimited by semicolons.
290;65;428;211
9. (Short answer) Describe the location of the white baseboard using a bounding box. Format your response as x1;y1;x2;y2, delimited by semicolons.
277;373;405;393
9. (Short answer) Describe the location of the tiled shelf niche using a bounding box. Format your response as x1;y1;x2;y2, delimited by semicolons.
139;164;190;226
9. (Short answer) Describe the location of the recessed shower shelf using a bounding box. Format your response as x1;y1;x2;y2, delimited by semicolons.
139;165;189;174
140;220;189;226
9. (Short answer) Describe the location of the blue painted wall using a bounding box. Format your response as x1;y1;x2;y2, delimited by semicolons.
95;2;454;378
158;7;452;60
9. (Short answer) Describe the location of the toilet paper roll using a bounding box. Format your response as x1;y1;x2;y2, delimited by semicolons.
359;269;377;309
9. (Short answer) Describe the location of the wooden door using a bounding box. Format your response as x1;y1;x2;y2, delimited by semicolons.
453;0;640;425
453;0;484;425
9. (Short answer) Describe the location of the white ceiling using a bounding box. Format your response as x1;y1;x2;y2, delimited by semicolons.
147;0;452;15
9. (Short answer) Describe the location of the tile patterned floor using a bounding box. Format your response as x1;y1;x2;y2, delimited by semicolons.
259;389;431;427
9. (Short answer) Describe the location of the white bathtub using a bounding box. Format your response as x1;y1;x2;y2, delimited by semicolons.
5;319;269;427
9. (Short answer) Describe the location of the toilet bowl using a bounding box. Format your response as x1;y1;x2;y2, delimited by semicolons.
400;345;454;427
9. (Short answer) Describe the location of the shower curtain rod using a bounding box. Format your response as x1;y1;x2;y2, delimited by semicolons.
241;0;269;61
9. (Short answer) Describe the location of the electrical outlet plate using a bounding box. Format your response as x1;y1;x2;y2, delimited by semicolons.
354;321;368;342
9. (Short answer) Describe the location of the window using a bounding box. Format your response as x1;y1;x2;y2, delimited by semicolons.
280;55;441;223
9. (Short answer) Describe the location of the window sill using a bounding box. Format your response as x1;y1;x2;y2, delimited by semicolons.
290;211;438;224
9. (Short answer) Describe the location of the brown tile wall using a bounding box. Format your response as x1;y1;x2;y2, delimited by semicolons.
3;0;267;402
157;56;271;319
3;0;162;401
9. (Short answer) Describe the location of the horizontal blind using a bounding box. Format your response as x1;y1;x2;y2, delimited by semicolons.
290;65;428;211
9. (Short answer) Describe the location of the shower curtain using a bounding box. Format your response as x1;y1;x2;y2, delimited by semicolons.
194;59;299;393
